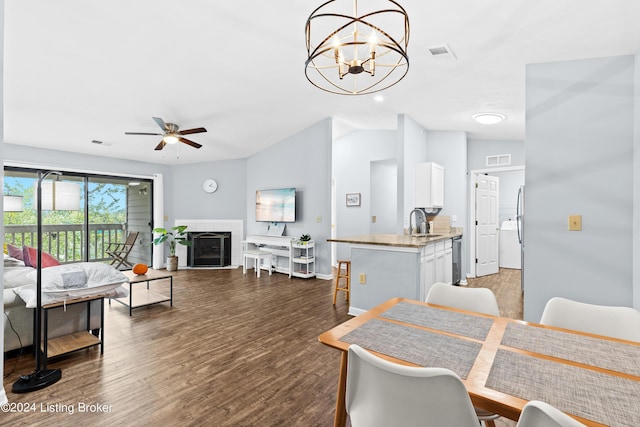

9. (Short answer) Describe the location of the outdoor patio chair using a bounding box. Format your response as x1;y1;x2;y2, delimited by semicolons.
106;231;139;269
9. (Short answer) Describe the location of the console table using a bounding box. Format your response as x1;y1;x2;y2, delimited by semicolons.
245;235;294;275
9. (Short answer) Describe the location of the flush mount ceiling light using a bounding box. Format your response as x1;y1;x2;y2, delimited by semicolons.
305;0;410;95
473;113;506;125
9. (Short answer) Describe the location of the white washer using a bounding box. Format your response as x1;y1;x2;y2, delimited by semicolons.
499;220;521;269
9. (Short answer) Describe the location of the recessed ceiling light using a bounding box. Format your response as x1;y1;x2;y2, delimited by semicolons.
473;113;505;125
373;95;385;103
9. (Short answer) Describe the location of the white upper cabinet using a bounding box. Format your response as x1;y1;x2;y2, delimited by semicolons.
414;162;444;209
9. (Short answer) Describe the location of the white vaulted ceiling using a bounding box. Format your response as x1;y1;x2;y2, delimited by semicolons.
3;1;640;165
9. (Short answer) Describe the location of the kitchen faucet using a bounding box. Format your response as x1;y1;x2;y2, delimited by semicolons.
408;208;426;236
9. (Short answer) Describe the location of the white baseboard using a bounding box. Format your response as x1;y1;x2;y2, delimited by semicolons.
348;307;366;316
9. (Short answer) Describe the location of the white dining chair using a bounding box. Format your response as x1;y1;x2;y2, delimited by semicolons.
346;344;479;427
425;282;501;316
425;282;501;426
516;400;586;427
540;297;640;342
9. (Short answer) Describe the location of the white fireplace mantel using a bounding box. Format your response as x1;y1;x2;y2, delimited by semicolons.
174;219;244;267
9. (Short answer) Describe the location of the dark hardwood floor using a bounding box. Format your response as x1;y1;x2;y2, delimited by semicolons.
3;267;522;426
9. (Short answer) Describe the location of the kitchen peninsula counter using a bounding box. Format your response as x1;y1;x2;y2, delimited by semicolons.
327;230;462;248
328;229;462;315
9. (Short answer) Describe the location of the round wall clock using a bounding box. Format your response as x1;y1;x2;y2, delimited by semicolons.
202;179;218;193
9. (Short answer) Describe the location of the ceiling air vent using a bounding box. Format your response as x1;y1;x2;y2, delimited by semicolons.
91;140;111;146
428;44;457;60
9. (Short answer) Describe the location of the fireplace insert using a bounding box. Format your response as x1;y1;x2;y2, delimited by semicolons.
187;232;231;267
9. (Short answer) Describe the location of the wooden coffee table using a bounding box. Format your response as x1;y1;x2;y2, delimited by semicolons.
110;269;173;316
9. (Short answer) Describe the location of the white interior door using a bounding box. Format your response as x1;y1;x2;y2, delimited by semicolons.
476;175;499;277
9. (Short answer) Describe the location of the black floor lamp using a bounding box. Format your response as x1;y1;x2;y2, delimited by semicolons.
12;170;79;393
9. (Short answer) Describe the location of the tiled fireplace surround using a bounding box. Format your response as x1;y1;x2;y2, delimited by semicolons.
174;220;244;267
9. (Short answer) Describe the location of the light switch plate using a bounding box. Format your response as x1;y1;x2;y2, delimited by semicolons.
568;215;582;231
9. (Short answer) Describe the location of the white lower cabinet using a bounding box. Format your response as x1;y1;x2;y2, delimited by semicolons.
421;238;453;300
421;247;436;302
444;240;453;285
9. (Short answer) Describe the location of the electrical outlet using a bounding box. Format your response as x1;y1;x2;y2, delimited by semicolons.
359;273;366;284
163;215;169;221
316;216;322;223
371;215;377;223
568;215;582;231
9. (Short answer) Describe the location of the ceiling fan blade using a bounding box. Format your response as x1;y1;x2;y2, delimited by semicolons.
179;127;207;135
179;137;202;149
152;117;167;130
125;132;162;136
154;140;167;151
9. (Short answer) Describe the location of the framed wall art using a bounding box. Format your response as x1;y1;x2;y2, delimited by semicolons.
346;193;361;207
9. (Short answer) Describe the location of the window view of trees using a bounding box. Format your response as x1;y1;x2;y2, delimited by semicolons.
4;171;128;263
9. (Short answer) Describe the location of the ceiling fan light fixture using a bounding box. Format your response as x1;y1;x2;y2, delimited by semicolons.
163;134;180;145
473;113;506;125
305;0;410;95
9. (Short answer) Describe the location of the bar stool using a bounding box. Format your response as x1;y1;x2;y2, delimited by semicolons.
333;260;351;304
243;250;272;277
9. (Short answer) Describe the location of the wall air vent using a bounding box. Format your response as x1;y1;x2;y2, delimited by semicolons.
486;154;511;167
428;44;457;60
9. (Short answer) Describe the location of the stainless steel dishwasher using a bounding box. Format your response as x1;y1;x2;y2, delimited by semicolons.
452;236;462;285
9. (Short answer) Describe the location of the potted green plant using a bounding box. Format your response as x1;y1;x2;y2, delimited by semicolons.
152;225;192;271
299;233;311;245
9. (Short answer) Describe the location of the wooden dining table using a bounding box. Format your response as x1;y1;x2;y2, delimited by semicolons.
318;297;640;427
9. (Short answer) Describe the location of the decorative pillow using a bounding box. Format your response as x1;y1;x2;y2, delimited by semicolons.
7;243;24;260
22;246;61;268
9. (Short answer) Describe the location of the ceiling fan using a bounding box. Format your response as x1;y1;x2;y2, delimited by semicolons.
125;117;207;151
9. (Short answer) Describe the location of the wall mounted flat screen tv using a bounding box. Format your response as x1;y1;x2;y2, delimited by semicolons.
256;187;296;222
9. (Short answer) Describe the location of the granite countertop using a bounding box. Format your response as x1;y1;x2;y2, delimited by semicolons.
327;229;462;248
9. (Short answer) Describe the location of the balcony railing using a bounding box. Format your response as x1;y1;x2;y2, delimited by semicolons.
4;223;125;264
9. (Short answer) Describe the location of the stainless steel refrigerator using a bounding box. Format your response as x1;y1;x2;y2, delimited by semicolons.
516;185;525;292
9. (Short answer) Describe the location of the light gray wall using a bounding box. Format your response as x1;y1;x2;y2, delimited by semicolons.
425;130;468;228
370;159;397;234
425;130;468;276
246;118;332;276
171;159;247;220
333;129;397;261
398;115;428;232
467;139;525;170
524;54;635;322
634;49;640;309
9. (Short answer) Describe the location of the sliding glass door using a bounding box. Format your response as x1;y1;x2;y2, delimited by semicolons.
3;167;153;268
